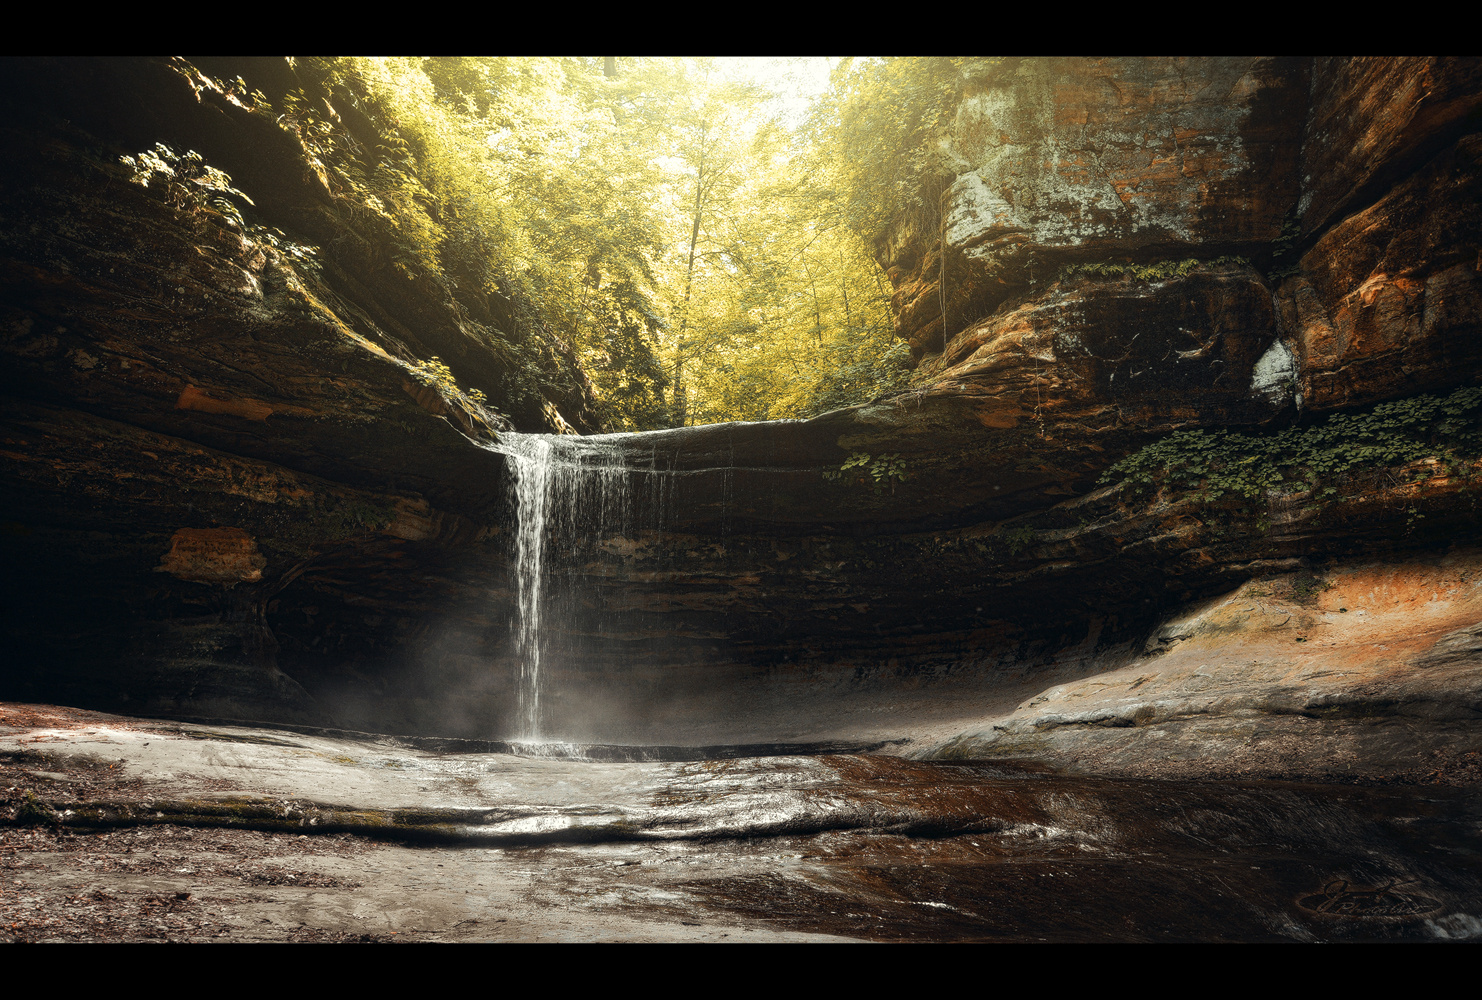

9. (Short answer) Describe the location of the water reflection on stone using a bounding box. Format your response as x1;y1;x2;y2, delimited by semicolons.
3;711;1477;941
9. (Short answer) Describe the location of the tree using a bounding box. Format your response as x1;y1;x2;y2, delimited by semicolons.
275;57;922;430
806;57;966;245
345;56;677;429
644;59;773;425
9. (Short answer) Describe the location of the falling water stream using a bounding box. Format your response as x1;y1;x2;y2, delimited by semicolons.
493;432;669;741
499;434;553;740
488;426;928;755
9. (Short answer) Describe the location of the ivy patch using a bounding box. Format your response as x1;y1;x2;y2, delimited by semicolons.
1100;385;1482;508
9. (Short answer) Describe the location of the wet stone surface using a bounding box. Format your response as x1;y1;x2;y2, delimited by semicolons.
2;704;1479;942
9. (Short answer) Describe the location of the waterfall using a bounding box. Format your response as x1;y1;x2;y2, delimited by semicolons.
500;434;553;739
493;432;658;741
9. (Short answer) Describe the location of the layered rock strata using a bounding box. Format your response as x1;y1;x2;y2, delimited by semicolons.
0;57;575;722
0;57;1479;766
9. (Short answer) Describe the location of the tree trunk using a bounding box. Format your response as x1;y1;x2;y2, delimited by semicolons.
674;149;707;427
839;249;852;335
802;253;823;346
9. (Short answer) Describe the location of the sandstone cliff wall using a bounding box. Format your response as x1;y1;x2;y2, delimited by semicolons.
884;57;1482;413
1;57;1479;752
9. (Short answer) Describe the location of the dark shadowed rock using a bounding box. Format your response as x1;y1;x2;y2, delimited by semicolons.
1299;56;1482;240
1279;134;1482;412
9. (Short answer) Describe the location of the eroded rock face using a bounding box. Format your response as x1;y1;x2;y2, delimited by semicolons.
0;58;548;723
483;54;1482;749
156;528;267;585
928;261;1287;422
1279;134;1482;411
886;57;1308;354
923;552;1482;782
565;261;1288;543
887;56;1482;430
0;57;599;440
1299;57;1482;239
0;393;503;724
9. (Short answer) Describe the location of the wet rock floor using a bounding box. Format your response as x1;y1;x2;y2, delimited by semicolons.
2;703;1479;942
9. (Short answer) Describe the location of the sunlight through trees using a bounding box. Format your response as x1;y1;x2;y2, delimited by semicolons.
279;57;958;429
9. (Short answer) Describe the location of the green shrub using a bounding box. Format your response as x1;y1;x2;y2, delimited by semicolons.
1101;385;1482;505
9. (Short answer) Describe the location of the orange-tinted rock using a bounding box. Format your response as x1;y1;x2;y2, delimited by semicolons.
930;261;1286;426
554;261;1285;541
1299;57;1482;238
175;386;275;422
3;56;1482;750
156;527;267;584
1279;134;1482;411
885;57;1309;353
923;551;1482;780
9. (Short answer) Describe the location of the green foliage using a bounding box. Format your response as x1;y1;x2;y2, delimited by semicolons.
120;142;253;208
222;75;271;110
1058;256;1250;284
409;355;457;389
581;279;670;430
13;790;57;826
323;499;398;539
603;59;906;427
1003;524;1036;556
174;58;926;430
409;355;488;409
318;56;673;428
802;341;914;416
120;142;321;272
1290;573;1332;601
1101;385;1482;507
250;224;323;274
809;57;971;244
825;451;908;492
1269;211;1304;281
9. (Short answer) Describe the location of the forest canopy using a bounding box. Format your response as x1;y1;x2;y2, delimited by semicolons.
253;57;965;430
